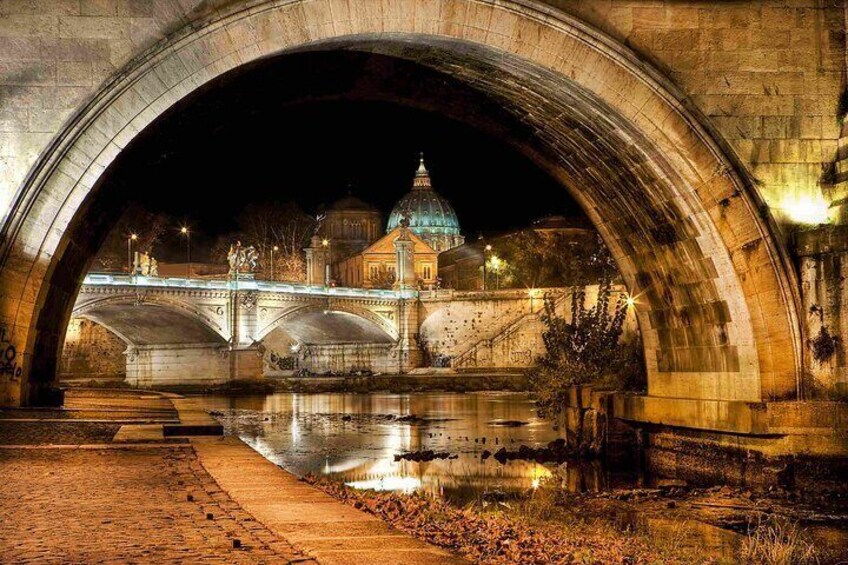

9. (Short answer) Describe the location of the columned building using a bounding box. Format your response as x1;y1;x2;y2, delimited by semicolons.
325;155;463;288
323;193;382;264
386;155;465;253
334;227;438;289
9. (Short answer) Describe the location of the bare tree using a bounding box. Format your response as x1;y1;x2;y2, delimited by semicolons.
234;202;316;282
94;207;171;272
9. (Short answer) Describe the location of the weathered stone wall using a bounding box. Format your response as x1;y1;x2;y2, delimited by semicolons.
59;317;125;380
125;343;232;387
297;343;397;375
261;327;397;375
418;289;546;365
0;0;827;412
0;1;840;227
419;287;638;370
548;1;844;222
794;226;848;397
261;327;297;376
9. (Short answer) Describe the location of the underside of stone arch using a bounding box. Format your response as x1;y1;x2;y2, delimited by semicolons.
75;302;228;346
0;0;801;407
262;309;396;345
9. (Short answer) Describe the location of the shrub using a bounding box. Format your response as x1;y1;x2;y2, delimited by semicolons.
529;279;644;419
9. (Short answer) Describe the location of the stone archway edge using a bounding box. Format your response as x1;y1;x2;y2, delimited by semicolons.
1;0;791;274
0;0;803;407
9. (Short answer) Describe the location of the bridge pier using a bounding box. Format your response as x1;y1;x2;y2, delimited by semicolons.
126;344;230;387
229;346;264;382
393;298;422;373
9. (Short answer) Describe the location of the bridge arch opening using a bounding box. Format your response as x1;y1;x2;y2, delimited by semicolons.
73;302;228;347
261;308;397;376
0;0;801;407
258;307;397;345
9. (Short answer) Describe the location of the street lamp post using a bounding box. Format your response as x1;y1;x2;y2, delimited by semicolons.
490;255;501;289
483;243;492;291
127;233;138;274
322;238;330;286
271;245;278;281
180;226;191;279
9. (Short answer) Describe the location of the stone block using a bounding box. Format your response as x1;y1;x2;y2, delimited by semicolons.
58;15;128;40
0;36;39;59
0;59;54;85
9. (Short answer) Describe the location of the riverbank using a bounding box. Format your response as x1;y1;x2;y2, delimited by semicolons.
198;389;848;564
306;475;847;564
305;476;717;564
0;388;465;565
62;372;530;395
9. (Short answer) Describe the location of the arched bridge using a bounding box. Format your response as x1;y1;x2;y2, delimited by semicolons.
73;274;420;385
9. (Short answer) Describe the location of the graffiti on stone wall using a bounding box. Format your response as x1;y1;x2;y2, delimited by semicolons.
0;325;22;380
268;352;295;371
510;350;533;365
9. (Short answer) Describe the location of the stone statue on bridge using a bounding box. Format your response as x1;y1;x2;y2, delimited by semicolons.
227;241;259;277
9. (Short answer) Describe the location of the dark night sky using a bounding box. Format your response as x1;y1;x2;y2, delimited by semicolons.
100;50;586;261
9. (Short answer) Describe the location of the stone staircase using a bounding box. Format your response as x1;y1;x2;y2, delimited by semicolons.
452;291;567;370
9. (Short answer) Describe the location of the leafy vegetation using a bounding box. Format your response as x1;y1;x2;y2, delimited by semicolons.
809;325;840;364
528;278;644;419
489;232;618;289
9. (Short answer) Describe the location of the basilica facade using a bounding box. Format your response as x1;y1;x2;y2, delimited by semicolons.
325;155;464;288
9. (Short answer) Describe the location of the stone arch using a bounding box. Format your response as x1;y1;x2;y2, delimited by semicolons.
72;294;230;345
0;0;801;406
256;303;398;343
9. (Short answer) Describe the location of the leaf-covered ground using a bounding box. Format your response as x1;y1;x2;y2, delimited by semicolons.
304;476;717;564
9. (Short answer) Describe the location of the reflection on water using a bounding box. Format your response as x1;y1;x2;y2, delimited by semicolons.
198;391;626;501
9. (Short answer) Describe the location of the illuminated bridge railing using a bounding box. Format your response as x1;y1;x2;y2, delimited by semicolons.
82;273;418;300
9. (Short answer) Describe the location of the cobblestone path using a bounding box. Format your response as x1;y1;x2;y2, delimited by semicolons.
0;390;314;564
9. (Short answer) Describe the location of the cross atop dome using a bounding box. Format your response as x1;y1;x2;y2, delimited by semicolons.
413;153;432;189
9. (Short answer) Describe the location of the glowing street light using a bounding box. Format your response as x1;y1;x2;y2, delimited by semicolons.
180;226;191;279
781;194;830;225
271;245;279;281
482;242;493;291
321;239;330;285
127;233;138;274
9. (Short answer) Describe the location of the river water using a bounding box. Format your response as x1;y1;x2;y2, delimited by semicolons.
197;391;628;502
197;390;848;561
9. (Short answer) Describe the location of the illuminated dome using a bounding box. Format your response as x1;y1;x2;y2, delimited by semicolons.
386;155;465;252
